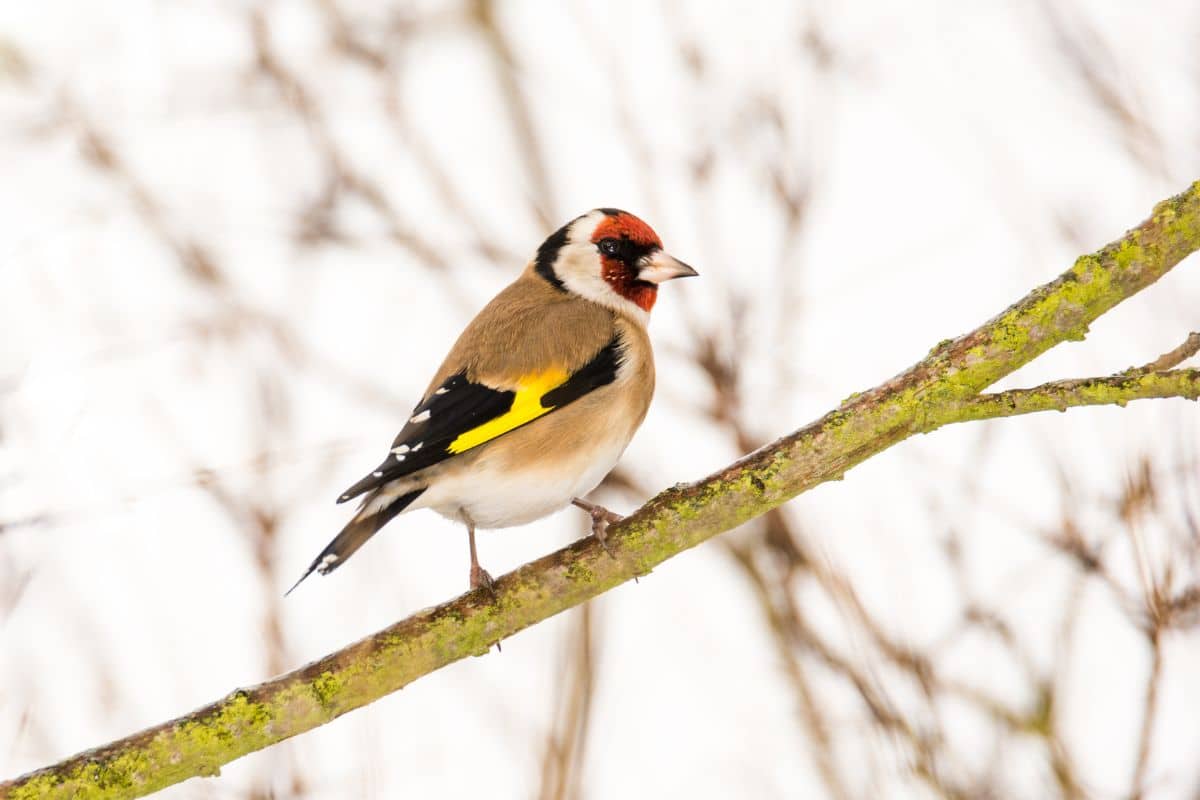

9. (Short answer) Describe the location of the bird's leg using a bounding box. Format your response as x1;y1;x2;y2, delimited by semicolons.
571;497;623;558
462;510;494;593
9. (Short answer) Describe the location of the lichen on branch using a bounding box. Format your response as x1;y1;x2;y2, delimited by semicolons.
943;368;1200;426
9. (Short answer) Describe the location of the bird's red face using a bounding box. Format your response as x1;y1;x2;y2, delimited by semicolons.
535;208;697;320
590;212;667;312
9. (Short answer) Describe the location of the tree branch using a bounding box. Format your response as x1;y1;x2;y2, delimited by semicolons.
4;180;1199;800
943;368;1200;426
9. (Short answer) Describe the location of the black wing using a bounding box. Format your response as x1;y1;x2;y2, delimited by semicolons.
336;374;513;502
336;334;624;504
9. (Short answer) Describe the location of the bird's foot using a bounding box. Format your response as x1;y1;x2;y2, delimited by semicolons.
572;498;623;558
470;563;496;594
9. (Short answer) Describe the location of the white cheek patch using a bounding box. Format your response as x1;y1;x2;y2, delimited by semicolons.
557;250;651;325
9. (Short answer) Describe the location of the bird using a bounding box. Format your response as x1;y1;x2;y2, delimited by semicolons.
288;208;697;595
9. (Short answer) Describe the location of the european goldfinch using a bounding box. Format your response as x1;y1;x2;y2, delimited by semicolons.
289;209;696;593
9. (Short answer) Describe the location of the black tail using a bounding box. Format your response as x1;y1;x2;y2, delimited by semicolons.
286;488;424;596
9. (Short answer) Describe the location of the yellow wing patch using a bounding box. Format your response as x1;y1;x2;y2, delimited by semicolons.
447;368;570;454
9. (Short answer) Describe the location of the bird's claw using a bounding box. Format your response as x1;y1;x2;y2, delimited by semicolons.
572;498;623;559
470;564;496;594
590;513;619;558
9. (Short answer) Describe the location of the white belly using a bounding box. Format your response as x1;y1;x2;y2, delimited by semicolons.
413;434;629;529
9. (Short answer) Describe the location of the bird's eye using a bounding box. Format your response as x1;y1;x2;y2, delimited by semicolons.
598;238;621;257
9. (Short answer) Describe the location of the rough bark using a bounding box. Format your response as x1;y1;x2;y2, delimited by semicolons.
3;181;1199;800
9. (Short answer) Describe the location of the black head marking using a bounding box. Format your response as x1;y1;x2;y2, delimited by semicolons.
596;236;656;266
534;222;571;292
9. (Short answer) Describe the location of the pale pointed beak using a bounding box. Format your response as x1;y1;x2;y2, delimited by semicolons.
637;250;699;284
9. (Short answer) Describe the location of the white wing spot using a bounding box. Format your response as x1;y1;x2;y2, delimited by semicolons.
410;410;431;424
391;444;410;455
411;442;423;452
434;387;449;395
372;470;383;478
393;453;406;462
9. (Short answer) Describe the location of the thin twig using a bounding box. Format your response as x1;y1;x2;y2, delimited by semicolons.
1135;332;1200;373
